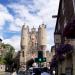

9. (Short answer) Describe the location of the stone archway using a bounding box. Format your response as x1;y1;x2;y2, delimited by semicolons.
26;59;34;69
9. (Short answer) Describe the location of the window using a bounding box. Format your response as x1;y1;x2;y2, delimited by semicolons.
62;0;65;15
58;22;60;31
64;17;67;28
22;51;24;57
21;46;25;49
72;0;75;13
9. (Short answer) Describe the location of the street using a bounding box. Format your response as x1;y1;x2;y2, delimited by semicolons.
0;72;11;75
0;0;75;75
0;71;32;75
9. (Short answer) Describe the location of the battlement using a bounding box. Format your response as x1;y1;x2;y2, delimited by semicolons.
20;23;47;69
22;24;46;33
31;26;36;32
39;24;46;29
22;25;29;32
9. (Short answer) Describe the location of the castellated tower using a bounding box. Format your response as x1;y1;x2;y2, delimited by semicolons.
38;24;47;46
20;25;30;68
38;24;47;67
21;25;29;50
20;24;47;69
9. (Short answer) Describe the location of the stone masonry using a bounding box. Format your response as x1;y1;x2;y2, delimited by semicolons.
20;24;48;69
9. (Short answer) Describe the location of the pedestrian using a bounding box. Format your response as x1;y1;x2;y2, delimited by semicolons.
41;67;50;75
11;69;17;75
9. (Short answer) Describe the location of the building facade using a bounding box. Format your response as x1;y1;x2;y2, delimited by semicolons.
0;39;5;56
52;0;75;75
20;24;48;69
0;39;6;72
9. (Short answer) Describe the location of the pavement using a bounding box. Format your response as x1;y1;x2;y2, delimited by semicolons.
0;71;30;75
0;72;11;75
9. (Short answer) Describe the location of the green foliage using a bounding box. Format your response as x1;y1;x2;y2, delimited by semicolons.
0;43;15;65
4;52;13;65
3;44;15;53
0;56;5;64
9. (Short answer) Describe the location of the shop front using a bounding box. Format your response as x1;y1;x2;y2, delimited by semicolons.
56;44;73;75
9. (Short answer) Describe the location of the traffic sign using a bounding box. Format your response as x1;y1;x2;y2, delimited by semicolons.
35;57;46;62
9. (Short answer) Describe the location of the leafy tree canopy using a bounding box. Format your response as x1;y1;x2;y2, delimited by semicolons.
0;43;15;65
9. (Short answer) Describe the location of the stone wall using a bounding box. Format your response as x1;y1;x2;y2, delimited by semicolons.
0;64;5;72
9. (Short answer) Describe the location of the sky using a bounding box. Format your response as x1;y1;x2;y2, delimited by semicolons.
0;0;59;51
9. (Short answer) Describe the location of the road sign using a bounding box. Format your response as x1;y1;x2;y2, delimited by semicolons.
35;57;46;62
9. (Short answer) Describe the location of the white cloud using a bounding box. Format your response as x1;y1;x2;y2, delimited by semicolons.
7;0;59;30
14;18;24;26
0;0;59;51
33;0;50;10
9;24;21;32
9;18;24;32
3;35;21;52
7;4;42;29
0;4;14;30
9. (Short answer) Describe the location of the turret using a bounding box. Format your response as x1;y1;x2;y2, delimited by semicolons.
31;26;36;33
38;24;47;47
21;25;29;50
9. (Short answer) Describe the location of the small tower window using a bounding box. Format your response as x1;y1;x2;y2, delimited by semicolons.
21;46;25;49
64;17;67;28
1;67;2;69
22;51;24;57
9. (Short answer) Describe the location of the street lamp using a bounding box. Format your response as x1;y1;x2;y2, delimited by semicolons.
53;70;56;75
54;32;61;44
52;15;58;18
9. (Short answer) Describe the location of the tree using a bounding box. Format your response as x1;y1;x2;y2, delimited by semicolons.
1;44;15;71
0;43;15;64
0;56;5;64
4;44;15;64
3;44;15;53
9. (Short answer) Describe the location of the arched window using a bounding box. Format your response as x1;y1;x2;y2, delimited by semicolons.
22;51;24;57
21;45;25;49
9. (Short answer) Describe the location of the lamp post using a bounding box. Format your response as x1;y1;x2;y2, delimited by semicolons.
54;32;61;44
53;70;56;75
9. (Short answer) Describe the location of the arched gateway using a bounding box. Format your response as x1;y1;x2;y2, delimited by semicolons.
20;24;47;70
26;59;34;69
